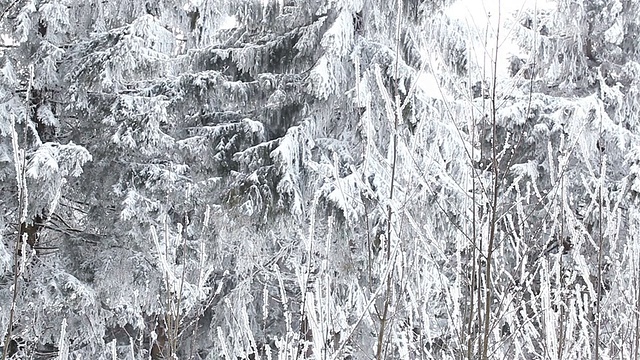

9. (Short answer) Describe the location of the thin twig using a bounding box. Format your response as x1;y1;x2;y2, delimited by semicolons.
481;3;501;359
2;64;32;360
375;1;402;358
0;0;20;23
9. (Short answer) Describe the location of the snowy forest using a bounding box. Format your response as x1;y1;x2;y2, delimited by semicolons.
0;0;639;359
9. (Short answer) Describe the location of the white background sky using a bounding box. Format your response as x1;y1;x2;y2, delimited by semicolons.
445;0;556;29
416;0;558;100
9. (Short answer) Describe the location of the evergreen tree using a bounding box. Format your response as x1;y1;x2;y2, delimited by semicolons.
0;0;639;359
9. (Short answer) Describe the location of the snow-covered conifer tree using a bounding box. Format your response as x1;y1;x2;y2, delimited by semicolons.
0;0;639;359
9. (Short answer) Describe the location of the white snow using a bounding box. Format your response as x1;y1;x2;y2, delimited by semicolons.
219;15;237;30
416;72;446;101
445;0;557;78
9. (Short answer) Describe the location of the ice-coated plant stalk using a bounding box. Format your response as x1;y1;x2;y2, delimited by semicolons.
2;64;33;360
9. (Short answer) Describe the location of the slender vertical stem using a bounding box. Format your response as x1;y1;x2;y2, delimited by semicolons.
482;3;501;359
635;249;640;360
2;65;33;360
467;231;477;360
375;1;402;359
475;16;491;360
595;131;604;360
164;217;172;358
467;70;478;360
2;159;25;360
558;177;566;360
171;224;188;357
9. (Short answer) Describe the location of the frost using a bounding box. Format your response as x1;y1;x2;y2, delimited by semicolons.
511;160;540;180
1;0;639;358
295;16;326;55
1;60;17;87
218;15;238;30
0;240;12;275
266;89;286;108
36;103;58;127
26;144;59;180
39;3;70;32
323;172;366;224
416;72;445;101
604;18;624;45
320;10;354;58
130;15;175;54
243;118;264;134
58;319;69;360
271;125;313;215
307;56;336;100
15;1;36;43
183;0;203;10
498;102;528;126
271;126;301;170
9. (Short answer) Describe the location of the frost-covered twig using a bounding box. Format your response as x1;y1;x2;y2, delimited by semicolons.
0;0;20;23
481;3;502;359
375;1;402;358
2;64;33;360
